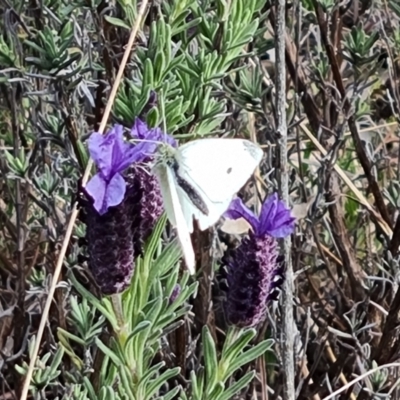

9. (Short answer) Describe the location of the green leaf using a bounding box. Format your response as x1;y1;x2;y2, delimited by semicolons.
190;368;204;400
95;338;122;367
143;213;167;260
228;340;273;375
104;16;131;30
49;347;64;377
68;271;118;330
118;365;135;399
222;328;256;365
160;386;181;400
219;371;256;400
99;386;116;400
208;381;224;400
203;326;218;392
139;361;165;387
143;57;154;87
146;367;180;397
130;320;152;337
57;328;86;346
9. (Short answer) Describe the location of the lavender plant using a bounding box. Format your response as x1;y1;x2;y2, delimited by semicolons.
8;0;400;398
224;194;295;327
6;0;279;398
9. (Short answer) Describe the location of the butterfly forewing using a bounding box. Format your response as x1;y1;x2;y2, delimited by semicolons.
176;139;263;205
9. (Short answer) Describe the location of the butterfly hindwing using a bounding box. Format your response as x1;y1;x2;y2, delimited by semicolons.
153;161;195;274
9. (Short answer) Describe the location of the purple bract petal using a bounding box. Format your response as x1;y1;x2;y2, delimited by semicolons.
258;193;295;238
86;173;126;215
86;120;177;215
86;174;107;214
88;125;146;179
130;118;177;149
88;132;115;180
225;197;259;232
104;173;126;210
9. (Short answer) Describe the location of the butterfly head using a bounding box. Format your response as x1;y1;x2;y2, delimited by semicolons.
153;141;178;168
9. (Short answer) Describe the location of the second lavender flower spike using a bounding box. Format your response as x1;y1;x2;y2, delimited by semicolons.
223;194;295;327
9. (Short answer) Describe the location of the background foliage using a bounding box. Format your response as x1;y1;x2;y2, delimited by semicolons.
2;0;400;398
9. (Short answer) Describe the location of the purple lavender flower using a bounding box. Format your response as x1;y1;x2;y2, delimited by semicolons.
83;120;174;294
223;194;295;327
86;124;153;215
225;193;295;238
86;121;176;216
130;118;177;157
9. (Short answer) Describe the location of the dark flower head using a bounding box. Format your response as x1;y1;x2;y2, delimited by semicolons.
224;235;278;327
83;191;135;295
223;194;295;327
125;165;164;255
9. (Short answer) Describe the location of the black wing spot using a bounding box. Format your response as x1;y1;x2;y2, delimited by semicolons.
227;167;232;174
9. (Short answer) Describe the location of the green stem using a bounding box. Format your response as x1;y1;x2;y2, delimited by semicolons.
111;294;128;345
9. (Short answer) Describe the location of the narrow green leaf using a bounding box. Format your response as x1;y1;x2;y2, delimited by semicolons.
68;271;118;329
208;382;224;400
228;340;273;375
219;371;256;400
130;320;152;337
99;386;116;400
222;329;256;365
161;385;181;400
143;57;154;87
118;365;135;399
190;369;204;400
203;326;218;392
95;338;122;367
48;346;64;377
146;367;180;397
104;16;131;30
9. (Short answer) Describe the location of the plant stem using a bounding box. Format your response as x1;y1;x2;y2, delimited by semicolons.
274;0;295;399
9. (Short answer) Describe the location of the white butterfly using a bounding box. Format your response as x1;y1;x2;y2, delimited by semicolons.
152;138;263;274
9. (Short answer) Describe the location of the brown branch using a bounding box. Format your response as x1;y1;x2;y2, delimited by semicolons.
390;212;400;255
312;0;393;231
269;7;366;304
375;286;400;364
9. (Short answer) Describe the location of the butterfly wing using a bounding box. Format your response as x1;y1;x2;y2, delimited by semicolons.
176;138;263;230
153;161;195;274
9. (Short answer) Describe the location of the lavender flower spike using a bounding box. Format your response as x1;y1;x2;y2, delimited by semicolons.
223;194;295;327
83;120;177;294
